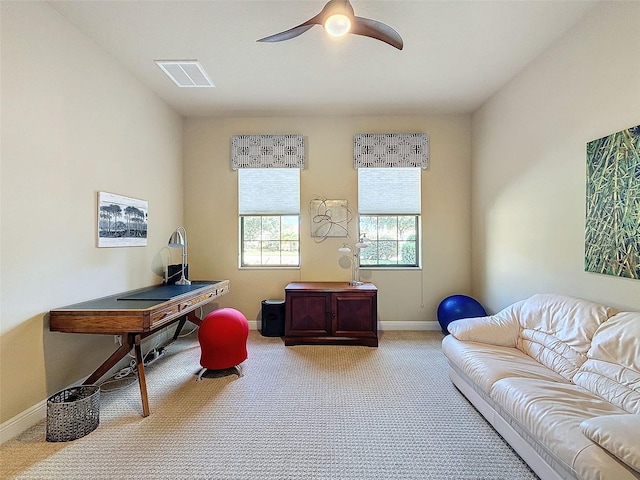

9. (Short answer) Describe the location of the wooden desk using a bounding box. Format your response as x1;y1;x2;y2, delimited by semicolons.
50;280;229;416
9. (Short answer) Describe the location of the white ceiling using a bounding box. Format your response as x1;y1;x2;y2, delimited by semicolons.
49;0;597;118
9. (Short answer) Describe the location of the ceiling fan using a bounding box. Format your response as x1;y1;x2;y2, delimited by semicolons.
257;0;403;50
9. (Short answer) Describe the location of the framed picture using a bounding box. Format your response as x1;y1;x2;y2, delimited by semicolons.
97;192;148;247
585;124;640;279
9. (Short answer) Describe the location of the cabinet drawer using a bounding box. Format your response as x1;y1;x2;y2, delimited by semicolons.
180;296;202;311
179;290;216;311
196;291;216;305
150;304;180;327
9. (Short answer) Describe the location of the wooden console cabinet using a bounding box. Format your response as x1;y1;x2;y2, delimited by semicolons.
284;282;378;346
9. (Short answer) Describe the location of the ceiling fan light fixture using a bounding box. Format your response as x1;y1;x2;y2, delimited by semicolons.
257;0;403;50
324;13;351;37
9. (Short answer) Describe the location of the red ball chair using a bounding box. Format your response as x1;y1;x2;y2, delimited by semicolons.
197;308;248;380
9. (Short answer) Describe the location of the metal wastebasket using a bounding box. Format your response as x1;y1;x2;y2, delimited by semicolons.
46;385;100;442
260;299;285;337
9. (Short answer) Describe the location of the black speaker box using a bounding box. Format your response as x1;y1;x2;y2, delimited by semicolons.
260;299;285;337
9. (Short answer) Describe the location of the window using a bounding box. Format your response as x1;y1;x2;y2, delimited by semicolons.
359;215;419;266
240;215;299;266
357;167;421;267
238;168;300;267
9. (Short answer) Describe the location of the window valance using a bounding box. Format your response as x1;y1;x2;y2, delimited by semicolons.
231;134;305;170
353;133;429;169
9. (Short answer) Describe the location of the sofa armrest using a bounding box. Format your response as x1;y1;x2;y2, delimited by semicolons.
447;313;519;347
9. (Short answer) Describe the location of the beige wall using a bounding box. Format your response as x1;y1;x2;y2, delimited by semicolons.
0;3;183;423
183;115;472;324
471;1;640;313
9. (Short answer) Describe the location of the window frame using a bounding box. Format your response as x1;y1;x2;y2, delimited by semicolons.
359;214;421;268
239;215;300;268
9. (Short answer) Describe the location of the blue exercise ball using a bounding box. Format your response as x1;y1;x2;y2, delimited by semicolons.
437;295;487;334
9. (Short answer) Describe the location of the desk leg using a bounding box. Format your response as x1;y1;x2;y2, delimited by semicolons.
134;334;150;417
83;333;151;417
187;310;203;327
172;316;188;341
84;334;134;385
172;311;204;341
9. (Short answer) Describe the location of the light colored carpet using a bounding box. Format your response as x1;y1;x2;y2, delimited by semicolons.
1;331;538;480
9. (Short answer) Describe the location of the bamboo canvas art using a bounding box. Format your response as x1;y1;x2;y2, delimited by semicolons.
585;124;640;279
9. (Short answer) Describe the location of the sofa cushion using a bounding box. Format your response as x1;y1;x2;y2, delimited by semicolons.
490;377;633;480
580;414;640;474
442;335;568;395
514;294;617;381
573;312;640;415
447;312;519;347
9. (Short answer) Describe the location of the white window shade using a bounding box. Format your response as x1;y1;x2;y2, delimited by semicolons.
358;168;421;214
238;168;300;215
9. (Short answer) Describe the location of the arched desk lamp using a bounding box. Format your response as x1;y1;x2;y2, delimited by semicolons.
168;226;190;285
338;234;369;286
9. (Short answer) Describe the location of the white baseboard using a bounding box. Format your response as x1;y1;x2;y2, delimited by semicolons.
248;320;441;331
0;399;47;445
379;320;441;331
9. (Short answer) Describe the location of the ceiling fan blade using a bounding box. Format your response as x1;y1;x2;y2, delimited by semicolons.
257;14;323;43
351;16;404;50
257;24;316;43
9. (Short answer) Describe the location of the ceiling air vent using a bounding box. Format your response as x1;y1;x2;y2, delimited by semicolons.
155;60;214;88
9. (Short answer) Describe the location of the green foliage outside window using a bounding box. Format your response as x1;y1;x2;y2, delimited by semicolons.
241;215;299;267
359;215;419;267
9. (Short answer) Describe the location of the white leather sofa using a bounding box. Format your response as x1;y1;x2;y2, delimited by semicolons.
441;294;639;480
